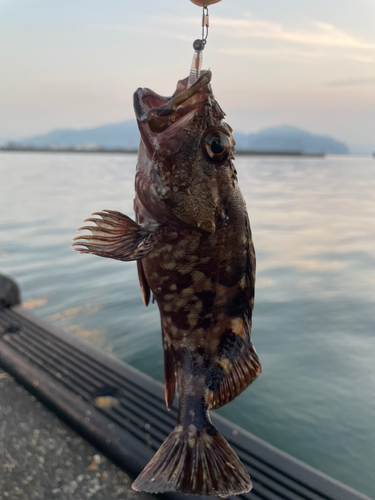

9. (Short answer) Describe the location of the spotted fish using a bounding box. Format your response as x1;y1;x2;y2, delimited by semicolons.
72;70;262;497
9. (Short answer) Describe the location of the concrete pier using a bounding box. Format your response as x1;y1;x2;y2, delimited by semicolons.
0;367;153;500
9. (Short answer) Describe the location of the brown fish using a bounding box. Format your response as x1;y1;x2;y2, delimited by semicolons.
72;70;262;497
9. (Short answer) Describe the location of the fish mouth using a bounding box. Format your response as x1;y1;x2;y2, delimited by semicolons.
134;71;212;151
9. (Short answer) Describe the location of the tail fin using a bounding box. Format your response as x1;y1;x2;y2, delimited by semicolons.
132;423;252;497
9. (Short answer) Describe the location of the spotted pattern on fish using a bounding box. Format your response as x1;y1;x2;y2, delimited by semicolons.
73;71;260;497
140;209;260;411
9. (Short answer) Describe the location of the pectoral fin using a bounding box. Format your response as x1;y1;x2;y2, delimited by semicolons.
72;209;160;261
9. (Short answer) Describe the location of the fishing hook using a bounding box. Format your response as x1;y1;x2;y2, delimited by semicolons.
188;4;210;87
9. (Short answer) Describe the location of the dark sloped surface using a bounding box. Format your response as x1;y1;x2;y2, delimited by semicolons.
0;305;371;500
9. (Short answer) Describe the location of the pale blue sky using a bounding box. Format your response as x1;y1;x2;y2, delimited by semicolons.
1;0;374;149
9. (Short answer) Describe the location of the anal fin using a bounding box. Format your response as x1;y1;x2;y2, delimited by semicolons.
72;209;159;261
164;346;176;410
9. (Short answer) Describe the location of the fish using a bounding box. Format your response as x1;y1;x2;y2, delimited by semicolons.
72;70;262;497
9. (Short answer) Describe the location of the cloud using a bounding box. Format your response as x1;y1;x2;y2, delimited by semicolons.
219;47;326;59
184;14;375;50
294;260;346;271
325;78;375;87
351;55;375;63
219;47;375;64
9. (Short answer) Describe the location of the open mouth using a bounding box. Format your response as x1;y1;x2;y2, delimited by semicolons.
133;71;212;138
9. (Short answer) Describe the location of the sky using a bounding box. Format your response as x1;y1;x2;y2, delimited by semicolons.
0;0;374;150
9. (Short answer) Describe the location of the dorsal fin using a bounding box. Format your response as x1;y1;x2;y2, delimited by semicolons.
207;213;260;409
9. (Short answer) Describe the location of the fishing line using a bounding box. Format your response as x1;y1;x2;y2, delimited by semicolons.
188;0;221;88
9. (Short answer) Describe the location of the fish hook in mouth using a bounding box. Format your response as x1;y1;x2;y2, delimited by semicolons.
134;71;212;134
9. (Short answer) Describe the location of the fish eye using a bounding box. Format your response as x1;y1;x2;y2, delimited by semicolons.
202;128;232;164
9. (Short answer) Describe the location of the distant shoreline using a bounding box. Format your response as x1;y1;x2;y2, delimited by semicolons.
0;146;326;158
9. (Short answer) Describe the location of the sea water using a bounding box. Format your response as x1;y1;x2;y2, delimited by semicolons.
1;151;374;498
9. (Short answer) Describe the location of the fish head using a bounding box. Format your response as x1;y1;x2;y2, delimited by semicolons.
133;71;236;233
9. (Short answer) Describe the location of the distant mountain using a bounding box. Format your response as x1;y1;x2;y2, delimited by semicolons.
17;122;349;155
234;125;349;155
20;121;140;150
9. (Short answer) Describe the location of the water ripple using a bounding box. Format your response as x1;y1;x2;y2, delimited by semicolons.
1;152;375;497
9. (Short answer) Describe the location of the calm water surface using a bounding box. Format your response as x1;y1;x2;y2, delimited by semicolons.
1;152;375;498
